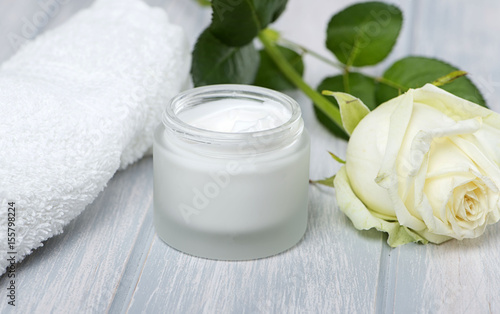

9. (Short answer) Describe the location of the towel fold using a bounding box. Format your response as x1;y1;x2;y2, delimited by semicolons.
0;0;191;274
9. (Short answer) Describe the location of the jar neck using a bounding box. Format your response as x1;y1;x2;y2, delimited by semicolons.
162;85;304;157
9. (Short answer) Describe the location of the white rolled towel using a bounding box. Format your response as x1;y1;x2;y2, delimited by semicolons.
0;0;191;274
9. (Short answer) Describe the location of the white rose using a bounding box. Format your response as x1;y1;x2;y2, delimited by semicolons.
333;84;500;246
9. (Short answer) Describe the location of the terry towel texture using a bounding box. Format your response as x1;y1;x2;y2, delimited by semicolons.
0;0;190;274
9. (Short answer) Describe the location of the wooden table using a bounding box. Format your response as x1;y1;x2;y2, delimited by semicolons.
1;0;499;313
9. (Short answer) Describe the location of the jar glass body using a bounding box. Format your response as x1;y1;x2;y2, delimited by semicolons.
153;85;310;260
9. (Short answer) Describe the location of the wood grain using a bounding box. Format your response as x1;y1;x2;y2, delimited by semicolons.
0;0;499;313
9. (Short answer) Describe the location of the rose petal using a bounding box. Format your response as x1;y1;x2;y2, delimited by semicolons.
416;84;500;127
334;166;428;247
472;126;500;165
374;90;428;230
345;96;398;216
450;136;500;189
405;117;481;177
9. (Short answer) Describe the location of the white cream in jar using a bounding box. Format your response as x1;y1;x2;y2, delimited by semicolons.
178;98;291;132
153;84;310;260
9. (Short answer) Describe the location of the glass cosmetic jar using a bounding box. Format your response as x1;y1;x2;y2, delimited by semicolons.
153;84;310;260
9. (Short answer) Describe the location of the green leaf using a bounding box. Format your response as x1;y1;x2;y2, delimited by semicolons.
318;73;377;109
314;72;375;139
196;0;211;7
328;151;346;164
313;107;349;140
311;174;336;188
376;56;487;107
326;2;402;67
254;45;304;91
210;0;288;47
191;28;260;86
323;91;371;135
210;0;259;47
254;0;288;27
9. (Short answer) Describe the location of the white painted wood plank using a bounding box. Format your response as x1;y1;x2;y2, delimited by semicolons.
393;231;500;313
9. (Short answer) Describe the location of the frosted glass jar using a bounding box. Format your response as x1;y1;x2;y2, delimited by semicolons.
153;84;310;260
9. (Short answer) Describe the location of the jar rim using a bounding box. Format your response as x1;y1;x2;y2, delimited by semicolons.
162;84;303;151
